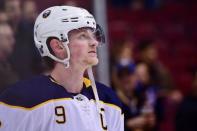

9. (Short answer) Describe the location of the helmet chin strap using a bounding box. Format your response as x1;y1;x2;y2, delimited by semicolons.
87;67;108;130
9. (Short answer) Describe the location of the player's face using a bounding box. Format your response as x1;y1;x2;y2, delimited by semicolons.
68;28;99;67
135;63;150;84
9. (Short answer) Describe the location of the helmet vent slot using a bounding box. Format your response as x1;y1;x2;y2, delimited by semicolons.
62;18;69;22
70;17;79;22
70;17;78;19
71;20;78;22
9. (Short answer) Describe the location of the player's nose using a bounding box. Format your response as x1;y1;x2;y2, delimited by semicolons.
89;37;99;47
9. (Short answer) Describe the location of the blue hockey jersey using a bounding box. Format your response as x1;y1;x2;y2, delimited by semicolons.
0;75;124;131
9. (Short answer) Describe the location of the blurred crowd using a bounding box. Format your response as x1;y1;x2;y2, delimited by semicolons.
0;0;42;92
110;39;184;131
108;1;197;131
0;0;197;131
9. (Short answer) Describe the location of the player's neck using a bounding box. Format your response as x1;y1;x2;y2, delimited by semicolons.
50;64;85;93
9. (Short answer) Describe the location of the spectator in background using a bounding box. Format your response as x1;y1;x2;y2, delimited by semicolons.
116;62;157;131
22;0;38;22
137;39;182;102
111;41;158;131
135;62;158;111
137;39;183;131
175;70;197;131
5;0;22;33
111;40;135;90
0;10;8;23
20;0;43;75
135;62;164;131
0;23;18;93
116;63;139;131
137;39;170;90
6;0;43;79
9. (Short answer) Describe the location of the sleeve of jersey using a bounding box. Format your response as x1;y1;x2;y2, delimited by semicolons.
0;87;43;131
0;104;44;131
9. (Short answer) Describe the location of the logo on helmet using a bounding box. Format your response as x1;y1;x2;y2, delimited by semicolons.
43;10;51;18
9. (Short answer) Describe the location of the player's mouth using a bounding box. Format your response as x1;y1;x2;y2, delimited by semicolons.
88;51;97;53
88;51;97;56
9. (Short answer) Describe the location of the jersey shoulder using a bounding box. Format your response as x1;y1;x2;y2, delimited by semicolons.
96;82;122;111
0;75;67;108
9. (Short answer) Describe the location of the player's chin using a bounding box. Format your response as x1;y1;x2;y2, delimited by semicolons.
88;58;99;66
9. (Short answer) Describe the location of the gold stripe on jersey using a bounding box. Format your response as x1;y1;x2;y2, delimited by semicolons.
0;98;121;112
0;98;72;111
104;103;122;111
90;99;122;112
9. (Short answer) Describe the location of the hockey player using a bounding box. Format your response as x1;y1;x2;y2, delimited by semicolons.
0;6;124;131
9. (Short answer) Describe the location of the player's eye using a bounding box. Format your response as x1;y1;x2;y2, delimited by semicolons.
79;34;86;39
78;33;89;40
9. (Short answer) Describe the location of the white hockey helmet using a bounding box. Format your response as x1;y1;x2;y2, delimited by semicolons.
34;6;104;67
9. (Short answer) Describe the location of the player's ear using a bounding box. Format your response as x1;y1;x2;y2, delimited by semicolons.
49;39;67;59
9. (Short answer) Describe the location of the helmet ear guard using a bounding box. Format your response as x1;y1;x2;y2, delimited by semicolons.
34;34;70;68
